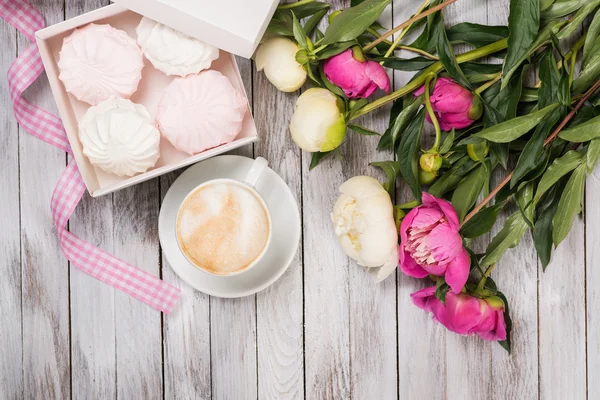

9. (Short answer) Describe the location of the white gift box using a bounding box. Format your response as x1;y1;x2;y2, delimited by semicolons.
35;1;277;197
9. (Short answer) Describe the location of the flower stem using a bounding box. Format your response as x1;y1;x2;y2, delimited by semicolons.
474;72;502;95
396;46;439;60
475;263;496;293
350;38;508;120
278;0;315;9
424;74;442;151
461;79;600;227
380;0;431;59
363;0;457;52
366;28;394;46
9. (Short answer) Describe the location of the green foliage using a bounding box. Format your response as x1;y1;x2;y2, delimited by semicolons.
398;110;426;202
322;0;390;45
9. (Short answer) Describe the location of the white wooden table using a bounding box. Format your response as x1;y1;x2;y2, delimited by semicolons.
0;0;596;398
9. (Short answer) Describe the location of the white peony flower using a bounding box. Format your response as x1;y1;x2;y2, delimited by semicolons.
289;88;346;152
255;37;307;92
331;176;399;282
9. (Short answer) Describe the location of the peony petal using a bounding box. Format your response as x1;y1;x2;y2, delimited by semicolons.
408;207;444;230
399;247;429;278
422;193;461;230
444;248;470;293
476;310;507;341
365;61;391;93
400;207;419;242
443;292;481;335
323;50;371;99
425;223;463;265
410;286;437;310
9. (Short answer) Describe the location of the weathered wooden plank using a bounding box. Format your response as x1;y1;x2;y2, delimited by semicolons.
587;166;600;399
210;56;258;400
64;1;119;399
303;2;351;399
0;17;23;400
17;0;71;398
253;56;305;400
393;1;445;398
161;170;212;400
111;180;163;399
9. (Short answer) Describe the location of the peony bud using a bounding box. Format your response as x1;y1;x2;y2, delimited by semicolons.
290;88;346;152
255;37;307;92
331;176;399;282
419;153;443;173
419;170;438;185
467;141;489;162
323;48;391;99
414;77;482;131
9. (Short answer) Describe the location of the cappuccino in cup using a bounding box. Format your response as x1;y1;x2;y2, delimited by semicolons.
176;179;271;276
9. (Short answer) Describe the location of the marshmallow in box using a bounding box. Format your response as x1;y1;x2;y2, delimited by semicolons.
35;0;278;197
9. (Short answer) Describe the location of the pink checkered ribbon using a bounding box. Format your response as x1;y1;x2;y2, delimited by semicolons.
1;0;181;313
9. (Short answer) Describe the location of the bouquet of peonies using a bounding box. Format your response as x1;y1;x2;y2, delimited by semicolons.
257;0;600;351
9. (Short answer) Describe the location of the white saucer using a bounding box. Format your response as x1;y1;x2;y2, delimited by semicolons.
159;155;301;298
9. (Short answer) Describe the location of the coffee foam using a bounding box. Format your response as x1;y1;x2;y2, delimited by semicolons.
176;181;270;275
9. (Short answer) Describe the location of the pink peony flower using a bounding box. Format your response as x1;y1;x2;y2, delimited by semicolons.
411;287;507;341
399;193;470;293
414;77;482;131
323;48;391;99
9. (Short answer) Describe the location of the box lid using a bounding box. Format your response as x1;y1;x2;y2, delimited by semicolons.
111;0;278;58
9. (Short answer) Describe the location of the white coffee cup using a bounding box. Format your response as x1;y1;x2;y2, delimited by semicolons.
175;157;271;276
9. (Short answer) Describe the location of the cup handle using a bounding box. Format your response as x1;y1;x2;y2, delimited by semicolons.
244;157;268;187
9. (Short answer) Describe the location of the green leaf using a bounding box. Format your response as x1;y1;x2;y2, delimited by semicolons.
540;0;555;11
541;0;587;19
584;10;600;64
304;9;328;36
398;109;426;202
279;2;330;19
447;23;509;48
490;143;509;169
511;111;562;188
480;211;529;267
317;63;346;98
439;129;455;154
536;150;585;199
348;124;380;136
552;164;586;246
496;291;513;353
431;11;472;89
428;157;476;197
266;18;294;37
370;161;400;196
317;41;357;59
502;19;565;89
292;12;308;50
435;277;450;305
310;151;332;170
502;0;540;89
491;67;525;120
538;51;563;108
534;187;560;270
462;62;503;84
381;57;436;71
452;162;490;221
572;51;600;94
474;104;558;143
586;139;600;174
460;202;506;239
559;115;600;142
556;0;600;40
378;96;423;151
322;0;390;45
516;181;535;227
